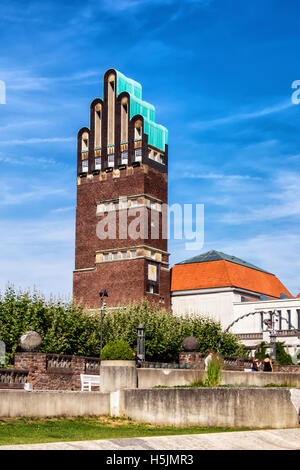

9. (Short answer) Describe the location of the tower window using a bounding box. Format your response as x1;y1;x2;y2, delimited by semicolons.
121;151;128;165
147;283;159;294
135;148;142;162
130;250;136;258
82;132;89;152
82;159;88;173
108;154;114;168
112;252;118;260
122;252;127;259
134;120;142;141
95;157;101;170
103;253;109;262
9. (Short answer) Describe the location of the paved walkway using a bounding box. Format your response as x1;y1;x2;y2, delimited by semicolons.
1;428;300;450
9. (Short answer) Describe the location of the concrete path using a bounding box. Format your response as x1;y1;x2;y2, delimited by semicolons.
1;428;300;450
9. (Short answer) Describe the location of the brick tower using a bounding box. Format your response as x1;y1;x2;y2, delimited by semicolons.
73;69;170;309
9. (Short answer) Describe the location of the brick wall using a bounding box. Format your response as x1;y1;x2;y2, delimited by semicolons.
14;353;100;391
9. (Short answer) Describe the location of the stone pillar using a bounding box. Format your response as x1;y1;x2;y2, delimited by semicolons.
14;352;47;389
100;360;137;393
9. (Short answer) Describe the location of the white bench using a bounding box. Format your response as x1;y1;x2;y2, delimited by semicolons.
80;374;100;392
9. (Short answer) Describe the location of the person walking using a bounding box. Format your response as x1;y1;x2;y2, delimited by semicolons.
263;354;273;372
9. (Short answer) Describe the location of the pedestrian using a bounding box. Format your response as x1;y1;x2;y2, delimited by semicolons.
251;357;260;372
263;354;273;372
204;351;215;371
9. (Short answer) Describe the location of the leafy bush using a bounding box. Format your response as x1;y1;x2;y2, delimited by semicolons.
100;341;134;360
0;286;246;365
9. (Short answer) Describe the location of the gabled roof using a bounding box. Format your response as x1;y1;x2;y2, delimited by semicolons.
171;250;292;299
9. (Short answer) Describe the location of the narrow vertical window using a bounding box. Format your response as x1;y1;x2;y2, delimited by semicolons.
95;104;102;149
108;154;114;168
278;310;282;330
260;312;264;331
82;132;89;152
134;120;142;141
135;148;142;162
82;159;88;173
287;310;291;329
121;151;128;165
297;309;300;329
121;98;128;144
95;157;101;170
107;74;115;148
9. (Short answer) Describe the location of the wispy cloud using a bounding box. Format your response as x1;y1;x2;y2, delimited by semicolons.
180;172;262;181
0;69;100;92
97;0;211;12
191;101;294;130
221;171;300;224
0;137;73;145
0;182;67;206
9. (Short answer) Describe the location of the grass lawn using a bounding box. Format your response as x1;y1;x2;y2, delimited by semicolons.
0;416;251;446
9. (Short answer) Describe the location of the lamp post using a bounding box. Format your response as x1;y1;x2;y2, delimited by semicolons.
99;290;108;358
137;323;145;363
263;312;277;362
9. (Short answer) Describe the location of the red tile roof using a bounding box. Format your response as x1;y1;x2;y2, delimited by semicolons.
171;259;292;298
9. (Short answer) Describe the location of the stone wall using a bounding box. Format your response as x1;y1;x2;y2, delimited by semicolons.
119;387;300;429
0;390;110;418
14;353;100;391
1;387;299;430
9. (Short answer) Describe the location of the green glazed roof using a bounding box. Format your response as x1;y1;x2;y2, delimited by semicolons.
114;69;168;151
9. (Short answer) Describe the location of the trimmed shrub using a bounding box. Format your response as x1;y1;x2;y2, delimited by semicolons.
100;341;134;361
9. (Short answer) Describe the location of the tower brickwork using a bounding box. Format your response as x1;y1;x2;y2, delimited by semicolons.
73;69;170;309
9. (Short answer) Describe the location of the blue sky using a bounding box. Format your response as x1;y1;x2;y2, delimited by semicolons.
1;0;300;297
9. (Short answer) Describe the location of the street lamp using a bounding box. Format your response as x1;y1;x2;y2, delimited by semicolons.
264;312;277;361
137;324;145;363
99;290;108;358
